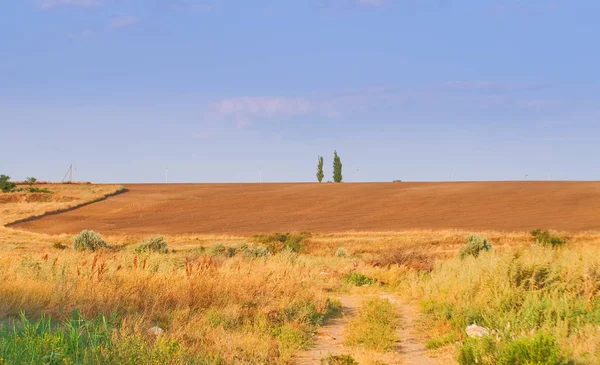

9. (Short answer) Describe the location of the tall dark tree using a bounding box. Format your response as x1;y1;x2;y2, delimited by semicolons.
0;175;16;193
316;156;324;183
333;151;343;183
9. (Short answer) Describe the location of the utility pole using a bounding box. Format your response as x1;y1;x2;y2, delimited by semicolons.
355;168;359;182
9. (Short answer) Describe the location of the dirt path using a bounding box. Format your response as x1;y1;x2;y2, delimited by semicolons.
295;294;440;365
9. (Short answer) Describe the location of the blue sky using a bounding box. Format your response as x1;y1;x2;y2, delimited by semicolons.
1;0;598;183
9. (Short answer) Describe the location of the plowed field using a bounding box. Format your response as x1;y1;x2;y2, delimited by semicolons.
11;182;600;235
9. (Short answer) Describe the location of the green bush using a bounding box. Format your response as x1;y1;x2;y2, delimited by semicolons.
320;354;359;365
206;243;227;256
24;186;53;194
530;229;566;248
458;333;573;365
239;243;270;258
459;235;493;259
252;232;311;253
25;177;37;186
0;174;16;193
73;230;107;251
135;236;168;254
342;272;376;286
345;298;398;351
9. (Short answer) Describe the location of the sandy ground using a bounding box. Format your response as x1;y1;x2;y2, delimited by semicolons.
11;181;600;235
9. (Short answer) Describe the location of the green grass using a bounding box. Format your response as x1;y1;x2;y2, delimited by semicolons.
0;312;196;365
345;298;398;351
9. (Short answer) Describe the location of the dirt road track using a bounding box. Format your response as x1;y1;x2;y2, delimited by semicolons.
11;181;600;235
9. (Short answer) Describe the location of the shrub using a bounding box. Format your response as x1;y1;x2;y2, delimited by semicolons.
458;332;572;365
530;229;566;248
320;354;359;365
239;243;270;258
73;230;107;251
206;243;227;256
252;232;311;253
0;174;16;193
135;236;169;254
459;235;492;259
25;186;52;194
25;177;37;186
342;272;376;286
335;247;349;258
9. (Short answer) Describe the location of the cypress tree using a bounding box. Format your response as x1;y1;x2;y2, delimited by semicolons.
333;151;343;183
316;156;324;183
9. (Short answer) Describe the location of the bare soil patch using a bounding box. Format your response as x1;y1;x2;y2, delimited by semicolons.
12;181;600;235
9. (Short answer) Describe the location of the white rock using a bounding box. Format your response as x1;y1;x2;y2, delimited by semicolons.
466;324;490;338
148;326;165;336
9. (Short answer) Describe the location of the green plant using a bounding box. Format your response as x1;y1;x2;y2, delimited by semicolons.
342;272;376;286
252;232;311;253
206;243;227;256
317;156;324;183
345;298;398;351
530;229;566;248
333;151;343;183
0;175;16;193
135;236;169;254
25;186;53;194
458;332;573;365
25;177;37;186
73;230;108;251
335;247;349;257
239;243;270;258
459;234;492;259
320;354;359;365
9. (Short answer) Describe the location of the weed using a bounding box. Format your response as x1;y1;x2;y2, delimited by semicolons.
53;242;67;250
135;236;169;254
335;247;350;257
73;230;107;251
342;272;376;286
320;354;359;365
459;234;492;259
252;232;311;253
345;298;398;351
530;229;566;248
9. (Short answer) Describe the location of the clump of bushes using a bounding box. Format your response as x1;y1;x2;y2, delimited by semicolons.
530;229;566;248
320;354;358;365
252;232;311;253
0;174;16;193
459;235;492;259
73;230;107;251
135;236;169;254
342;272;376;286
458;332;572;365
238;243;270;258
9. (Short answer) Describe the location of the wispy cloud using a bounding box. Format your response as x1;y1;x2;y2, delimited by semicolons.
111;15;141;28
208;96;340;128
38;0;102;9
356;0;388;6
440;81;550;94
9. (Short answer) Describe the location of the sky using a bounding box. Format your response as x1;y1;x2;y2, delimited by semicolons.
1;0;599;183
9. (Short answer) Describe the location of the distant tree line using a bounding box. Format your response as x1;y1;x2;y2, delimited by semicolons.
316;151;343;183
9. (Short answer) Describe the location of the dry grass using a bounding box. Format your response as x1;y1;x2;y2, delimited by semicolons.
3;184;600;363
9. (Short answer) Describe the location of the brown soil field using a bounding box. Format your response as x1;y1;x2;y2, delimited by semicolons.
10;181;600;235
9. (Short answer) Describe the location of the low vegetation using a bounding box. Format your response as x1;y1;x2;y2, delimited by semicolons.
135;235;169;254
531;228;566;247
345;297;398;351
2;183;600;364
458;234;493;259
73;230;108;251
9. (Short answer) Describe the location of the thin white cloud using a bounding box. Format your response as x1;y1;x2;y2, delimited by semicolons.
111;15;141;28
68;29;94;39
356;0;387;6
208;96;340;128
38;0;102;9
